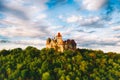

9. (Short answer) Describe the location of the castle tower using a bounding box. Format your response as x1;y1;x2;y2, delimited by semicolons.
55;32;64;52
56;32;63;45
46;38;51;48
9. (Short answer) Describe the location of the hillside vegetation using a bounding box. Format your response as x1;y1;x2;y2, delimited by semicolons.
0;46;120;80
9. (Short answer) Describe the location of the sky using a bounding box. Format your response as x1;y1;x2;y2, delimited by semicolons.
0;0;120;53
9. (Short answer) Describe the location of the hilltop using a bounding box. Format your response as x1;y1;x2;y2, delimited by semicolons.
0;46;120;80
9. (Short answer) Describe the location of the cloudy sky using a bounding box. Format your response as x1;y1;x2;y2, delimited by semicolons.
0;0;120;52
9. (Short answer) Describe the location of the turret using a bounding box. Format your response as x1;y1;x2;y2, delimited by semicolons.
56;32;62;39
56;32;63;45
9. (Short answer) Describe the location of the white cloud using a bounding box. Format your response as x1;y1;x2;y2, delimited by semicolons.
66;15;79;23
76;0;107;11
70;30;120;49
0;0;49;38
5;0;48;11
117;42;120;46
0;14;49;38
34;14;47;21
1;0;48;20
0;26;45;37
66;15;101;26
12;39;46;45
111;25;120;31
80;16;100;26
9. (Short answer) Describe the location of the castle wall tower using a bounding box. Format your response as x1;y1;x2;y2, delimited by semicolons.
56;32;64;52
56;32;63;44
46;38;51;48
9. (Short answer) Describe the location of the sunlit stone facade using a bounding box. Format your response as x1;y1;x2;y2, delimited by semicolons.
46;32;76;52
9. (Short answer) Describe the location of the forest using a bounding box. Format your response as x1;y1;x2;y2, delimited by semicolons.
0;46;120;80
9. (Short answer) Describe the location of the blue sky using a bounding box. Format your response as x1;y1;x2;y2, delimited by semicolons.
0;0;120;52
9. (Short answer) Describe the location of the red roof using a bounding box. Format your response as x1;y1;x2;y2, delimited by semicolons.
57;32;62;37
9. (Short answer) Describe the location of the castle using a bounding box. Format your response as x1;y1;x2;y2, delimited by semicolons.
46;32;76;52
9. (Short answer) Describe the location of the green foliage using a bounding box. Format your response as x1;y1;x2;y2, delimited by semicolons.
0;47;120;80
0;49;10;56
42;72;53;80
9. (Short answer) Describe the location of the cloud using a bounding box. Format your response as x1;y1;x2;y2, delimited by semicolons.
79;16;101;26
66;15;104;27
112;25;120;31
0;0;28;20
115;33;120;37
0;21;49;38
75;35;119;48
34;14;47;21
12;39;45;45
0;38;45;46
117;42;120;46
67;30;120;50
66;15;78;23
0;26;44;38
76;0;107;11
0;0;49;38
0;0;48;20
67;15;100;23
0;40;10;43
0;13;50;38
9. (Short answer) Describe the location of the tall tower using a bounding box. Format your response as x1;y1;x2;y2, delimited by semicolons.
56;32;63;45
56;32;64;52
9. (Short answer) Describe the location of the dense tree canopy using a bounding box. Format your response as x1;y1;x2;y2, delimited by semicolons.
0;46;120;80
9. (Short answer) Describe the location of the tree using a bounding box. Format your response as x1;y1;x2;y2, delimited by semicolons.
21;69;29;79
42;72;53;80
0;46;120;80
0;49;10;56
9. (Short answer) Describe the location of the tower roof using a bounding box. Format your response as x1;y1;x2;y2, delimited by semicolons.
57;32;62;37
